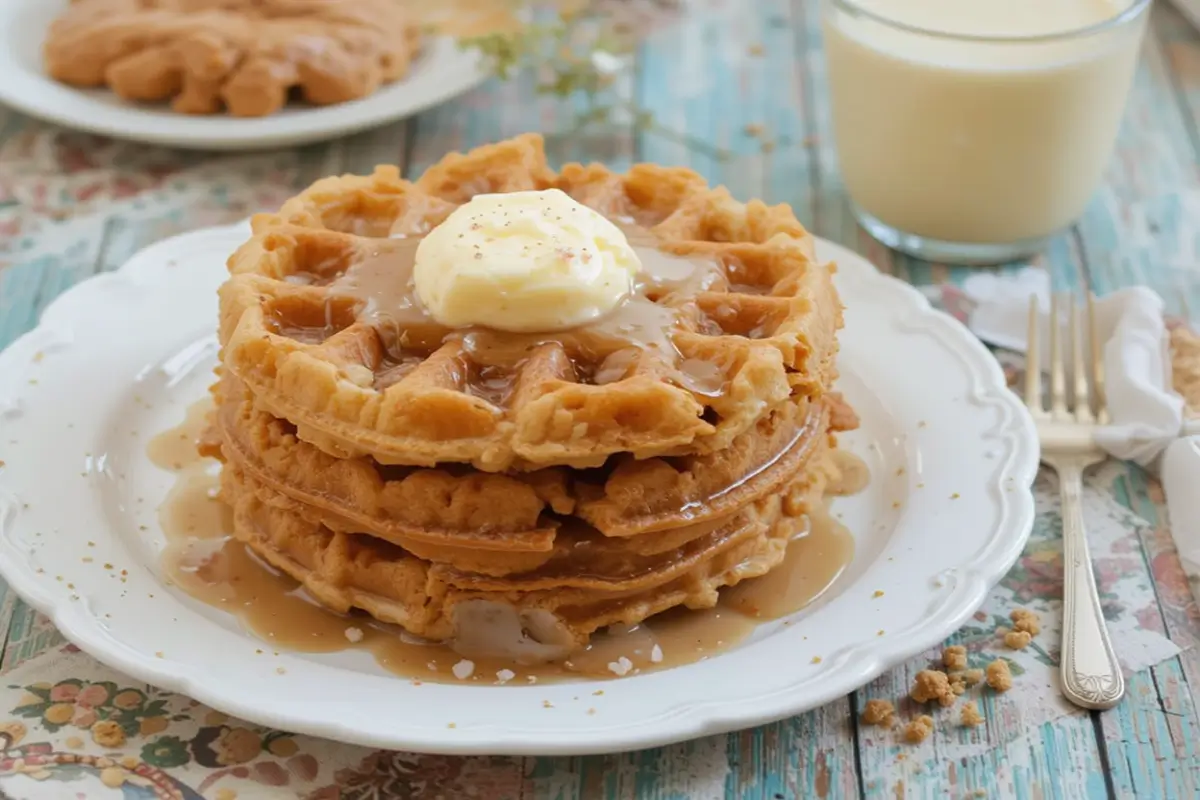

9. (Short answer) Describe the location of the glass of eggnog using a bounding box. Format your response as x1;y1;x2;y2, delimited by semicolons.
823;0;1150;264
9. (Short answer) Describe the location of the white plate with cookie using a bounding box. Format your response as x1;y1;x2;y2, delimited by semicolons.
0;219;1039;755
0;0;488;151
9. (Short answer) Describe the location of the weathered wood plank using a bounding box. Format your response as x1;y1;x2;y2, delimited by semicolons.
1079;462;1200;798
1069;9;1200;795
1099;466;1200;797
1155;3;1200;158
635;3;861;797
790;0;897;276
1077;5;1200;297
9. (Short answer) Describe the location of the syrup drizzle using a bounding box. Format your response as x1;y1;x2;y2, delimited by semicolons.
151;400;866;684
311;226;730;398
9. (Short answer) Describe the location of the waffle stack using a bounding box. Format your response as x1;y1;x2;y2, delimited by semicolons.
206;134;857;659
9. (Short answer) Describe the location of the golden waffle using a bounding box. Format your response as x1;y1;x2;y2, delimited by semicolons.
219;438;837;651
219;134;843;471
209;373;843;573
44;0;420;118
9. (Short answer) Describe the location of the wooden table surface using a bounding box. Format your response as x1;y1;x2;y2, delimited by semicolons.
1;2;1199;798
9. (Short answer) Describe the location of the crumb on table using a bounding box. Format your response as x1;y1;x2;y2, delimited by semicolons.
910;669;955;707
860;698;896;727
942;644;968;671
962;668;985;688
1009;608;1041;636
986;659;1013;692
948;673;967;696
961;701;984;727
902;714;934;744
1003;630;1033;650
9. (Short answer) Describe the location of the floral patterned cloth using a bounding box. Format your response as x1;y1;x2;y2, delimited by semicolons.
0;642;531;799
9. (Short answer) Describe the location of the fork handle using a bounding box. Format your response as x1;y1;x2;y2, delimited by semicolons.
1058;461;1125;710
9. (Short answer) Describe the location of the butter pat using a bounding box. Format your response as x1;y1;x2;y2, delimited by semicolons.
413;189;641;332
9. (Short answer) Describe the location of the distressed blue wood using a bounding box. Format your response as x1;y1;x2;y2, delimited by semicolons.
1101;467;1200;797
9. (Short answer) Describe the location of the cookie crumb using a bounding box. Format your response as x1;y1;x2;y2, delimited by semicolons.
962;668;985;687
1010;608;1041;635
902;714;934;743
910;669;955;707
948;674;967;696
872;590;885;598
961;701;984;727
986;659;1012;692
942;645;967;671
860;699;895;727
275;667;286;675
1003;630;1032;650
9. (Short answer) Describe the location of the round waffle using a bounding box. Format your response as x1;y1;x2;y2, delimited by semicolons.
44;0;421;118
219;134;843;471
200;133;859;655
218;439;836;653
207;373;843;575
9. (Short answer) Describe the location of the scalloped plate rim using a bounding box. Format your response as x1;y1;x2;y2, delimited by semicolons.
0;223;1039;755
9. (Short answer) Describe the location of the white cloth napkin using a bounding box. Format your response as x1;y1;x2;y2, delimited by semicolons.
963;268;1185;466
962;269;1200;602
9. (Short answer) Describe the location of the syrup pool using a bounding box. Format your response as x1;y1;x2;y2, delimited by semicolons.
150;399;866;685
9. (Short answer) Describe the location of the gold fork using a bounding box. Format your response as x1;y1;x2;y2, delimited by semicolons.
1025;293;1124;710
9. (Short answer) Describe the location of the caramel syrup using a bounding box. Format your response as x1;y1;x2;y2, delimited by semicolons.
309;225;730;398
151;400;866;684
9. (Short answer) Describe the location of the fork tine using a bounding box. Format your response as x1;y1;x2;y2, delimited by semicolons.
1071;294;1094;422
1050;293;1068;418
1088;292;1108;424
1025;294;1042;412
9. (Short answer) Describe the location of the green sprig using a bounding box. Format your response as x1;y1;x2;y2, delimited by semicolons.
455;1;732;160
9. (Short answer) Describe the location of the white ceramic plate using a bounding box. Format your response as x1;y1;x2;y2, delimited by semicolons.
0;0;486;151
0;223;1038;755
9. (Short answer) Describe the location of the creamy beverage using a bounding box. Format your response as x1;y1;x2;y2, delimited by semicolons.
824;0;1149;262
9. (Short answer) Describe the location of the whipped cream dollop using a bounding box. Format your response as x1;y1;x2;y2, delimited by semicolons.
412;188;642;332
